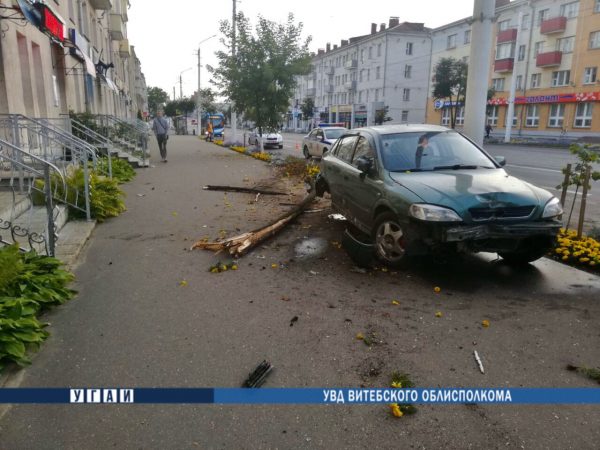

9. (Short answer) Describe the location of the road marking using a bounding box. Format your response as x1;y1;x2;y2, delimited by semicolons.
541;186;592;197
507;164;562;174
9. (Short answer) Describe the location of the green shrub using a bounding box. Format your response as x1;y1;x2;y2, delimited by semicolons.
97;157;136;183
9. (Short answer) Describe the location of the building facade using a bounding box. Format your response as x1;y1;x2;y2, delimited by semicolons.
426;0;600;138
0;0;147;119
291;18;432;130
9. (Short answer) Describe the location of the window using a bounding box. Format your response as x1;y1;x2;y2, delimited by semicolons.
403;88;410;101
358;91;362;102
335;136;358;163
375;89;379;102
401;110;409;122
496;43;515;59
534;41;544;56
531;73;541;88
377;43;382;57
441;108;451;126
368;47;373;59
526;105;539;127
404;65;412;78
557;36;575;53
560;1;579;19
376;66;381;79
551;70;570;86
352;137;375;167
574;103;593;127
537;9;549;26
359;70;363;82
548;104;565;128
498;19;511;31
492;78;505;91
447;34;457;49
518;44;526;61
464;30;471;44
367;69;370;81
596;0;600;13
406;42;413;55
360;49;364;61
487;106;498;126
455;106;465;126
522;14;530;30
505;107;518;126
583;67;597;84
590;31;600;49
516;75;523;90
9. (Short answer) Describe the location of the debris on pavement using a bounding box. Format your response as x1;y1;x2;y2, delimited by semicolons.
434;286;441;293
203;185;287;196
242;360;273;388
209;261;238;273
566;364;600;384
389;372;418;417
179;280;188;287
435;311;443;318
328;213;346;221
290;316;298;326
474;350;485;374
482;319;490;328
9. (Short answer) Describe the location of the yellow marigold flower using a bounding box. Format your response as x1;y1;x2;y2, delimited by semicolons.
356;333;365;340
590;261;596;266
391;381;402;388
482;319;490;328
271;263;278;269
231;264;238;270
390;403;404;417
555;248;564;254
179;280;188;287
435;311;443;318
562;256;569;261
434;286;441;293
580;258;590;263
392;300;400;306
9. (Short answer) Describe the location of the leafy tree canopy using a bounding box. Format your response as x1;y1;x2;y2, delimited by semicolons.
164;97;196;117
147;86;169;115
301;97;315;120
210;12;312;134
192;88;218;114
432;58;468;129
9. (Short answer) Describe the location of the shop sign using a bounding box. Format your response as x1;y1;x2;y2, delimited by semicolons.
36;3;65;42
434;100;463;109
489;92;600;106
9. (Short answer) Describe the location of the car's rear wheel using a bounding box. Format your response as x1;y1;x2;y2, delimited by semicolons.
303;146;310;159
278;144;283;149
372;212;408;267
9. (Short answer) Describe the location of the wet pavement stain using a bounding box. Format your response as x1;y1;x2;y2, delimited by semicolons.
294;237;329;259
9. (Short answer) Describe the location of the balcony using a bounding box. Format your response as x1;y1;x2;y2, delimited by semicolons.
536;50;562;67
109;14;125;41
118;39;130;58
344;80;357;91
89;0;112;10
540;16;567;34
494;58;514;72
344;59;358;70
324;66;334;75
497;28;518;43
306;88;316;97
324;84;334;93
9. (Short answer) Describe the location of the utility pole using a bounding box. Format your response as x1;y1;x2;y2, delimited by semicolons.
197;35;217;137
179;74;183;99
463;0;495;147
229;0;239;145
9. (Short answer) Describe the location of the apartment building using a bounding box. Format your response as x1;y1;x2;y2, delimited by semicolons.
0;0;147;119
291;18;432;129
426;0;600;137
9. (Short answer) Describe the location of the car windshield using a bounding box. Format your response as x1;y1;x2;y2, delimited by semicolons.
324;129;345;140
380;131;496;172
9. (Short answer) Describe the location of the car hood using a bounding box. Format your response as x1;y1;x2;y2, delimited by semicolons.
389;169;552;213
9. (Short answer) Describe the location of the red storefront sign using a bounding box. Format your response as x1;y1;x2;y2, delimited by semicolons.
37;3;65;42
489;92;600;106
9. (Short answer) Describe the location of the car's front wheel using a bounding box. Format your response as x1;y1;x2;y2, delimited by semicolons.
372;212;408;267
303;146;310;159
278;144;283;149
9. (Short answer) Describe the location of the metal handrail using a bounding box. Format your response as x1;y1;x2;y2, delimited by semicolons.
98;115;147;164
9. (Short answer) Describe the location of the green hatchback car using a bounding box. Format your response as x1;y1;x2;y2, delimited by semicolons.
317;124;563;266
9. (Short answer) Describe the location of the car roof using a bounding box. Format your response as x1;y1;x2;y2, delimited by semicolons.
351;124;450;136
319;127;347;130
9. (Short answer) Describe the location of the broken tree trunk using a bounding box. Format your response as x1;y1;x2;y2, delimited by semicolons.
192;188;316;257
202;185;287;196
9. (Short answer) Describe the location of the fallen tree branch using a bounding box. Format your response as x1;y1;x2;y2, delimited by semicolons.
203;185;287;196
192;188;316;258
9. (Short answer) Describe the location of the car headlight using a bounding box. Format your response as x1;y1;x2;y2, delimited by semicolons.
542;197;563;218
409;204;462;222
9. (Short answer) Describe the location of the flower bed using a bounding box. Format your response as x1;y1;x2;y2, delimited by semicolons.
551;229;600;272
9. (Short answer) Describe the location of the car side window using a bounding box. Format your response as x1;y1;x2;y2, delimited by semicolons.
310;130;318;139
316;130;324;140
335;136;358;164
352;136;375;167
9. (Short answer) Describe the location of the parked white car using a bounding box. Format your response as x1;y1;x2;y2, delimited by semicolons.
302;127;347;158
248;129;283;149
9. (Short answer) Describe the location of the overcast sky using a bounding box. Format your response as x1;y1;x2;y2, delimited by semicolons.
128;0;475;100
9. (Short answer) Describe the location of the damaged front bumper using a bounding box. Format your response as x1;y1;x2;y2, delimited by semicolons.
443;221;561;242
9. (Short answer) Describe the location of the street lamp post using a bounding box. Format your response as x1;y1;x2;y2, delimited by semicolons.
197;34;217;137
179;67;192;99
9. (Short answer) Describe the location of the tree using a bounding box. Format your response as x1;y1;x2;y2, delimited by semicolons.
300;97;315;122
192;88;218;113
432;58;468;129
375;105;393;125
147;86;169;116
210;12;311;144
164;97;196;118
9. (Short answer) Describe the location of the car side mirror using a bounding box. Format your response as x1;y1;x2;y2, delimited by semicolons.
321;137;326;142
356;156;374;175
494;156;506;167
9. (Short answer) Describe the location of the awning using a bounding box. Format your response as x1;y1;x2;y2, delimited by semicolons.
82;54;96;78
105;78;118;92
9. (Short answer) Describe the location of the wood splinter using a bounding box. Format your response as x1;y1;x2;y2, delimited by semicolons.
203;185;287;196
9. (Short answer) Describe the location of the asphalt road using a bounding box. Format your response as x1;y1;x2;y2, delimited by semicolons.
271;131;599;231
0;136;599;448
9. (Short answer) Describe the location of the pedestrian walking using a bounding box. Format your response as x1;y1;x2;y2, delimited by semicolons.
206;121;214;142
152;110;169;162
485;124;492;139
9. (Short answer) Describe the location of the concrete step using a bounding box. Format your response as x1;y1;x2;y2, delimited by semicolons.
0;190;31;221
54;219;96;268
1;204;67;253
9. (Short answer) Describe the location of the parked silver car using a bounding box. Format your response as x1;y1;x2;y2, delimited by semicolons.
248;129;283;149
302;127;347;158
